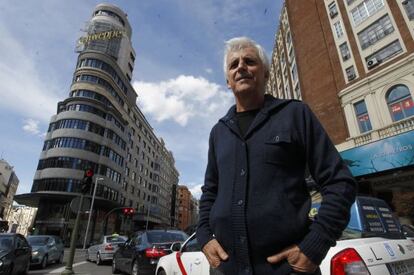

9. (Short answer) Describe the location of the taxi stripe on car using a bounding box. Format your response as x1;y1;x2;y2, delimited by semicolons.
176;252;188;275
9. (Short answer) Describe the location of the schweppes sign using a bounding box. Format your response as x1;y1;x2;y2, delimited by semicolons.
79;30;125;44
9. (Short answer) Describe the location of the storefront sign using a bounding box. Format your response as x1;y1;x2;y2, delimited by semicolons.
340;130;414;177
78;30;125;44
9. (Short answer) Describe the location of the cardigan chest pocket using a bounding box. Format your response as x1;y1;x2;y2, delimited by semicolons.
264;132;295;166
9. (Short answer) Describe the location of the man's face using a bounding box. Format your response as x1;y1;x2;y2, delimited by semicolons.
226;47;268;97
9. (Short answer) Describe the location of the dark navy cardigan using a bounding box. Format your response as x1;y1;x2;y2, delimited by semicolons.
197;95;357;275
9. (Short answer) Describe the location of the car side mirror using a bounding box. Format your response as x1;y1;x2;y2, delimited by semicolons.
170;242;181;252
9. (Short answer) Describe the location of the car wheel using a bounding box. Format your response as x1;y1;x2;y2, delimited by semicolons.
112;258;120;274
157;269;167;275
59;252;64;264
131;260;139;275
96;253;102;265
41;255;48;269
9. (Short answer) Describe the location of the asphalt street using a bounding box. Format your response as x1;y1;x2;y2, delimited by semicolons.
28;249;113;275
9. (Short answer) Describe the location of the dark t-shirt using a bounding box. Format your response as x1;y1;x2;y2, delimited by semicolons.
236;109;260;136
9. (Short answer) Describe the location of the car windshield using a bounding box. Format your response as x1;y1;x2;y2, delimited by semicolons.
311;196;405;240
147;231;187;243
28;236;49;245
106;236;127;243
0;236;13;250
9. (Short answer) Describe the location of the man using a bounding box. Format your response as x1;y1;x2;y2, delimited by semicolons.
197;37;356;275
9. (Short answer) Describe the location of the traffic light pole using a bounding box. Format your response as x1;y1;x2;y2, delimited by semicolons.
83;177;103;249
61;195;84;275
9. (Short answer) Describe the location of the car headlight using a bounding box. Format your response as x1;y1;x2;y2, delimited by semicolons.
32;251;39;256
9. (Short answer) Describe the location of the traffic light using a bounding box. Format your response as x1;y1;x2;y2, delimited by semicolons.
122;207;134;217
81;169;94;194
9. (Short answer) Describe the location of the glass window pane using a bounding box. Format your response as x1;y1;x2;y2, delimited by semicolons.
387;85;411;103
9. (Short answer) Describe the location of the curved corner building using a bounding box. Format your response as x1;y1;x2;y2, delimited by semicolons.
15;4;179;244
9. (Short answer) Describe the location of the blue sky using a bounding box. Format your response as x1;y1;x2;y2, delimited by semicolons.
0;0;282;198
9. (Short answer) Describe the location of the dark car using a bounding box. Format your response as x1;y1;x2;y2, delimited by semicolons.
112;230;188;275
27;235;64;268
0;233;31;275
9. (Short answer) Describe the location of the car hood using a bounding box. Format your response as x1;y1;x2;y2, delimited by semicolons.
31;245;46;251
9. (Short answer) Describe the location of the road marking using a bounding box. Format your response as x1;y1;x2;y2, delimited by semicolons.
48;261;88;273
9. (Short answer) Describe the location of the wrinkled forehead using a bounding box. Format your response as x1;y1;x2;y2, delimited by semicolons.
227;46;261;62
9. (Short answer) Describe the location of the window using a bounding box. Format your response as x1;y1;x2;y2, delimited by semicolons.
386;85;414;121
402;0;414;20
354;101;372;133
286;31;292;46
351;0;384;26
329;2;338;18
339;43;351;61
291;63;298;82
366;40;403;64
358;15;394;49
294;84;302;100
334;21;344;38
346;66;356;81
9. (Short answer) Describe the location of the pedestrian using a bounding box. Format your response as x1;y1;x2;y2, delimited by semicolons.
196;37;357;275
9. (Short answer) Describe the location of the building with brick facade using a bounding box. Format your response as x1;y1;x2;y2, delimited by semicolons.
267;0;414;225
15;3;179;244
177;185;198;232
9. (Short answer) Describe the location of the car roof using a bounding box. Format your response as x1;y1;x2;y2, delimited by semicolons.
141;229;184;233
27;235;60;239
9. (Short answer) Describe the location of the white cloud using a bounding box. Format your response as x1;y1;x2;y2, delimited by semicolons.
22;119;40;135
188;183;203;199
133;75;233;127
205;68;213;74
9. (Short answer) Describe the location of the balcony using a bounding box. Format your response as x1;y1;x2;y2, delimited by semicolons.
340;116;414;150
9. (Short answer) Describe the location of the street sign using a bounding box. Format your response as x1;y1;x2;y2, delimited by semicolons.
70;197;91;214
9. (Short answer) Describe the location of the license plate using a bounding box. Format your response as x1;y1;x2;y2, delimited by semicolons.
387;259;414;275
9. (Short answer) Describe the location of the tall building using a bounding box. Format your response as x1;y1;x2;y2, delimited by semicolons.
15;4;179;244
268;0;414;224
0;159;19;220
177;185;198;231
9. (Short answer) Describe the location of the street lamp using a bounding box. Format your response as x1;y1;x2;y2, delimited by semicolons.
82;177;104;249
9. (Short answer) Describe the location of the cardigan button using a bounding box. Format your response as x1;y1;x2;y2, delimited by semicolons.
237;200;244;206
274;135;280;142
240;169;246;176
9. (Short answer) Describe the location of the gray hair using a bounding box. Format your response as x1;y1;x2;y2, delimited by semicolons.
223;37;270;77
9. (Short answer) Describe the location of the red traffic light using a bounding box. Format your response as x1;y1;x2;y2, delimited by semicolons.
85;169;94;177
122;207;134;216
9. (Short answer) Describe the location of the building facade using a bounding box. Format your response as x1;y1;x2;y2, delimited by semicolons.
268;0;414;225
15;4;179;244
5;205;37;236
177;185;198;231
0;159;19;220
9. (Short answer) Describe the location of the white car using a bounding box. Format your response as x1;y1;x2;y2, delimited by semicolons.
156;232;210;275
86;234;127;265
156;196;414;275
